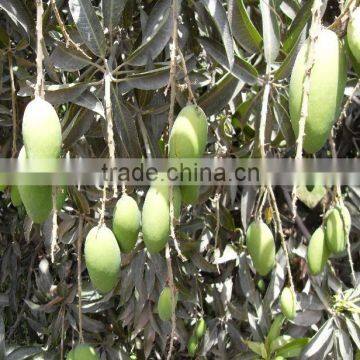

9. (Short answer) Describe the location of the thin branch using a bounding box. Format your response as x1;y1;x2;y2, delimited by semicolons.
268;187;296;294
291;0;323;216
165;243;176;360
336;79;360;126
259;65;271;158
50;187;58;263
50;0;92;60
77;216;84;342
35;0;45;99
8;53;17;157
178;47;197;104
104;65;117;198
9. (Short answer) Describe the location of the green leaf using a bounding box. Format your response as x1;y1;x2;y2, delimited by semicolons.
270;334;294;353
200;0;234;68
244;340;268;358
274;337;309;358
231;0;262;53
198;37;259;84
274;37;301;80
102;0;128;32
260;0;280;63
266;314;285;348
282;0;313;54
125;0;172;66
198;73;244;116
69;0;106;58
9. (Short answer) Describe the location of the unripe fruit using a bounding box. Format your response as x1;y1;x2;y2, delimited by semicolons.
10;186;22;207
84;225;121;293
142;182;181;253
157;286;176;321
112;194;141;253
66;344;99;360
180;184;199;205
17;147;53;223
194;318;206;339
187;335;198;357
289;29;346;154
257;279;266;293
280;287;296;320
22;97;62;159
325;205;351;254
169;105;208;158
347;8;360;64
246;220;275;276
307;226;329;275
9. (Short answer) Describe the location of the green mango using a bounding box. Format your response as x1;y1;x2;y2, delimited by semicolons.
194;318;206;339
325;205;351;254
158;286;176;321
187;335;198;357
347;8;360;64
10;186;22;207
84;225;121;293
142;181;181;254
246;220;275;276
113;194;141;253
22;97;62;159
307;226;329;275
169;105;208;158
66;344;99;360
280;287;296;320
289;29;346;153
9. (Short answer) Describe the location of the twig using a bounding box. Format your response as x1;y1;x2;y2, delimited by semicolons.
213;189;221;249
291;0;323;217
336;79;360;126
35;0;45;99
50;187;58;263
99;184;107;226
166;1;180;358
259;65;271;158
60;306;65;360
177;47;197;104
165;243;176;360
329;0;357;32
8;53;17;157
50;0;92;60
77;216;84;342
104;64;117;198
268;187;296;294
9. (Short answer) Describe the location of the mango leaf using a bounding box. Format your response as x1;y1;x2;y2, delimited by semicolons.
275;337;309;358
283;0;313;54
198;37;258;84
6;347;42;360
111;85;142;158
198;73;243;116
274;37;301;80
200;0;234;68
259;0;280;63
243;340;267;358
125;0;172;66
50;43;93;71
69;0;106;58
0;0;33;39
231;0;262;53
102;0;128;32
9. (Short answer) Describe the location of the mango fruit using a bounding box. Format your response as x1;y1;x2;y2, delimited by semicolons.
289;29;346;153
22;97;62;159
169;105;208;158
180;184;199;205
187;335;198;357
157;286;176;321
142;181;181;253
280;287;296;320
246;220;275;276
84;225;121;293
112;194;141;253
17;147;53;223
307;226;329;275
325;205;351;254
10;186;22;207
66;344;99;360
194;318;206;339
347;8;360;64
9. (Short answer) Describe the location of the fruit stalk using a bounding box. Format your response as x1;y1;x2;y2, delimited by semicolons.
291;0;323;215
35;0;45;98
